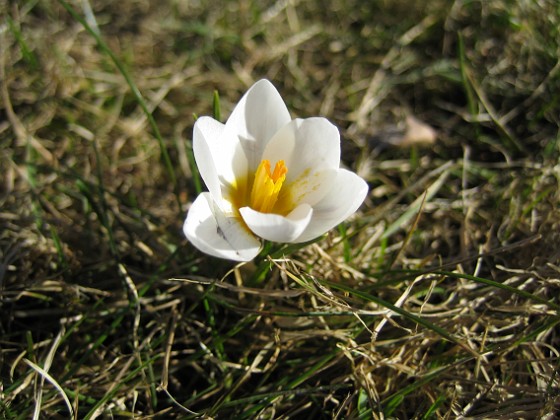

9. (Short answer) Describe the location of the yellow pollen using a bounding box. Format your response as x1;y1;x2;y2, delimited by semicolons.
250;159;287;213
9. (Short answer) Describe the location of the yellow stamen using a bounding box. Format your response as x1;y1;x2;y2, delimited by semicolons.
250;159;287;213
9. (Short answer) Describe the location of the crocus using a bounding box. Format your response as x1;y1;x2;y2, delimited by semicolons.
184;79;368;261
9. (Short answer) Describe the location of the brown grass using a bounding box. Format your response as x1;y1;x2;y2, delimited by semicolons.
1;0;559;418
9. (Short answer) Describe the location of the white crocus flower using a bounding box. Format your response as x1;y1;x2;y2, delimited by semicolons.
183;79;368;261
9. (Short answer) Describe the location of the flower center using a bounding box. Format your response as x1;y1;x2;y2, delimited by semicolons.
250;159;287;213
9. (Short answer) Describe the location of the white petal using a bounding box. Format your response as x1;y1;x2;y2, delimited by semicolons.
294;169;368;243
225;79;291;171
239;204;313;243
193;117;224;202
196;115;249;201
184;193;261;261
263;117;340;177
262;118;341;210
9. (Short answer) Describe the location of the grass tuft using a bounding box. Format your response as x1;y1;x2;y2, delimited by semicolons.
1;0;560;418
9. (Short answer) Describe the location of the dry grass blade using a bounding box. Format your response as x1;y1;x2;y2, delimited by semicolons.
23;358;74;419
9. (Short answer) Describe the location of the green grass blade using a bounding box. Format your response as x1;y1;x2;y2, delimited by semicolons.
213;90;221;121
381;167;450;240
6;16;39;70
